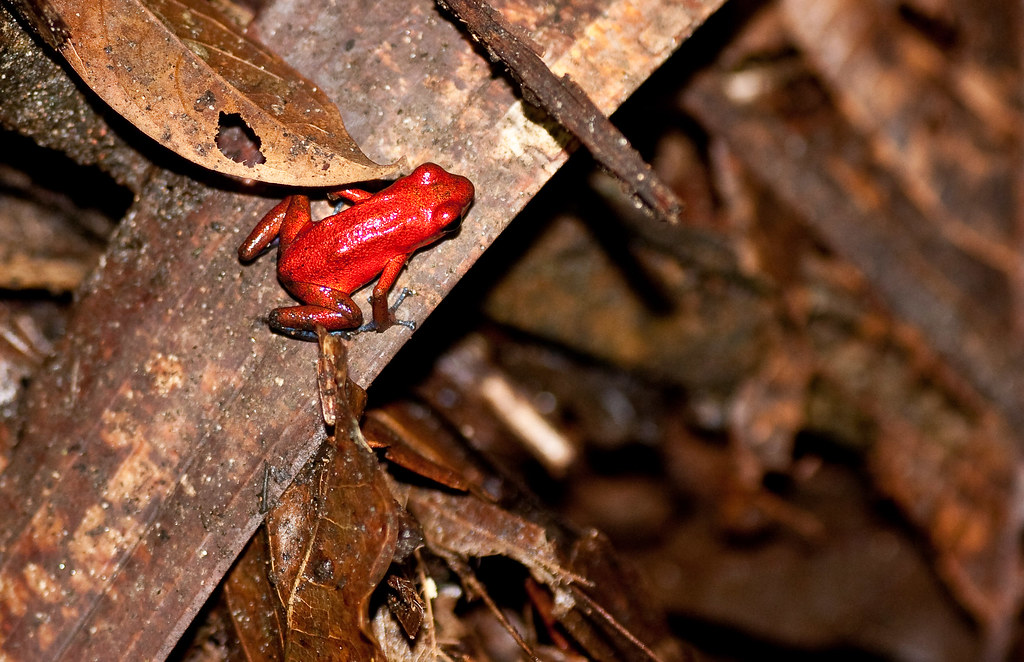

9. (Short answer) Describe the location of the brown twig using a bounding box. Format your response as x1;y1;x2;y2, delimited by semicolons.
437;0;684;224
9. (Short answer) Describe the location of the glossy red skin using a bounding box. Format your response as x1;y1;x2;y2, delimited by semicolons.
239;163;474;335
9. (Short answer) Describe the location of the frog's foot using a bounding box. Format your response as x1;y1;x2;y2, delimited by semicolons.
360;287;417;333
268;304;362;341
275;327;321;342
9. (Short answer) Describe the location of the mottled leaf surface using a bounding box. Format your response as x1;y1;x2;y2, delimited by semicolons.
233;333;399;661
12;0;399;185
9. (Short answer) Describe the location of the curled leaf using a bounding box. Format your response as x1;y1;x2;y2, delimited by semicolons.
17;0;399;186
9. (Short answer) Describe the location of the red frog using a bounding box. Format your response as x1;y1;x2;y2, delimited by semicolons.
239;162;474;337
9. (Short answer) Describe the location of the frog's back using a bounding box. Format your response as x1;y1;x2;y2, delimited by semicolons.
278;208;414;292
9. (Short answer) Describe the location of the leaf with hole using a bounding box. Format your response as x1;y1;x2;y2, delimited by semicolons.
17;0;399;186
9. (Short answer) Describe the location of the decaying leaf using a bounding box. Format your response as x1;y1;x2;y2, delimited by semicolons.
407;486;583;594
385;574;425;639
11;0;399;186
403;484;680;661
227;331;400;661
225;535;287;661
363;406;475;493
870;413;1024;648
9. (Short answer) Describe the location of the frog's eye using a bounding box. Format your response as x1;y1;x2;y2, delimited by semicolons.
437;205;463;233
441;214;462;234
414;162;442;185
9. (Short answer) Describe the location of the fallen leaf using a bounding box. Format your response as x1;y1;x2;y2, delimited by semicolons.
406;486;582;598
385;574;425;639
870;414;1024;644
224;535;286;661
363;406;474;493
13;0;399;186
227;332;401;661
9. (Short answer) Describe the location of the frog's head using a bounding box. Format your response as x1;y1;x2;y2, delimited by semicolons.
409;162;475;236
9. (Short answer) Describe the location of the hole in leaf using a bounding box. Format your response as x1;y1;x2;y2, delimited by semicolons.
215;112;266;167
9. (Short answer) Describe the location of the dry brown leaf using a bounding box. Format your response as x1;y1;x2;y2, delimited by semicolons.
363;407;474;493
406;487;583;596
870;414;1024;650
15;0;399;186
224;535;286;662
226;332;400;661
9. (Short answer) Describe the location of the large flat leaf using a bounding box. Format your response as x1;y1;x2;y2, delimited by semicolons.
12;0;399;185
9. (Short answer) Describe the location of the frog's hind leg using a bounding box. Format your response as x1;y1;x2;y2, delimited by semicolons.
276;196;314;248
268;283;363;338
238;195;313;260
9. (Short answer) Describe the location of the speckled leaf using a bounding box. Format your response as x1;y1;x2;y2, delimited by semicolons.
262;332;398;661
13;0;399;186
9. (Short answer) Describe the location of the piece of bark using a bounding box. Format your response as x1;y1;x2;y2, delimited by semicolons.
0;0;723;659
0;168;111;293
0;3;153;192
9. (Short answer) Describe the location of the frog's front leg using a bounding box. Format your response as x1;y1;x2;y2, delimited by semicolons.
367;254;414;332
328;187;374;205
268;282;363;335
